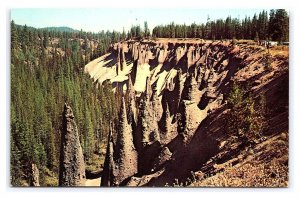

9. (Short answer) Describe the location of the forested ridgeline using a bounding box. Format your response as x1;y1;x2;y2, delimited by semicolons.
152;9;289;42
10;21;120;186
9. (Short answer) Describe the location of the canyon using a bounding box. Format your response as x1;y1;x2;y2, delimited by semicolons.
60;38;289;187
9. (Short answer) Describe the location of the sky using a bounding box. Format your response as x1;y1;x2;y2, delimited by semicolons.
11;8;266;33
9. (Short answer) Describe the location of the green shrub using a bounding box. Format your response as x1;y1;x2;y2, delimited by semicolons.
227;82;266;144
232;38;238;45
262;52;272;70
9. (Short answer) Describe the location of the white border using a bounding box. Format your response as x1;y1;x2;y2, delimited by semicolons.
1;0;299;198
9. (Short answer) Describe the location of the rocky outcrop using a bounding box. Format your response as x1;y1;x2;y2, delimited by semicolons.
137;78;160;147
101;123;115;187
181;72;199;101
177;72;206;144
59;103;86;186
127;74;138;125
152;147;173;170
157;44;169;64
30;163;40;186
159;102;176;145
113;98;138;185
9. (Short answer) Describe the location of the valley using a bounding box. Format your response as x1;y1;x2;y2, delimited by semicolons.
10;9;289;187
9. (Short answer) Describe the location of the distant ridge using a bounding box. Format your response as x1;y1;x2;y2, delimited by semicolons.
40;26;79;33
14;23;80;33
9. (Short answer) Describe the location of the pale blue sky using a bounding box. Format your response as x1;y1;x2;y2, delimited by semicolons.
11;8;266;33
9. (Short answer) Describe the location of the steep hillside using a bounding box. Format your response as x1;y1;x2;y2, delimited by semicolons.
84;39;288;187
10;22;118;186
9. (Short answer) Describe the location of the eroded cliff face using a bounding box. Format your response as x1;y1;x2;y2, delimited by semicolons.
113;98;138;185
59;103;86;186
85;39;288;187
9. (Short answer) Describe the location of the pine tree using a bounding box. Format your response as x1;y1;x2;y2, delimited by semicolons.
84;104;95;159
11;20;18;50
136;25;141;38
43;30;48;49
272;9;289;42
170;22;176;38
121;27;126;40
21;25;29;53
225;16;232;39
227;82;266;143
258;10;268;40
268;9;276;40
144;21;149;37
10;135;22;186
251;14;258;40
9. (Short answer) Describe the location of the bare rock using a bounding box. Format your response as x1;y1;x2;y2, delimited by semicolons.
101;123;116;186
158;48;168;64
59;103;86;186
153;147;173;170
137;78;161;147
187;46;196;68
126;168;165;186
30;163;40;187
127;74;138;125
114;98;138;185
181;72;198;101
159;102;177;145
